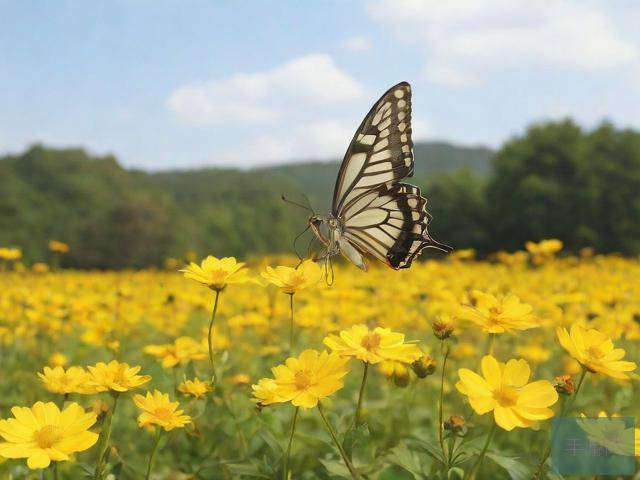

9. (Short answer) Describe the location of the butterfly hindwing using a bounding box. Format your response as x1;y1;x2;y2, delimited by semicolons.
331;81;450;269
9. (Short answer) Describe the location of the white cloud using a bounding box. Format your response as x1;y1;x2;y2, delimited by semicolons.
218;119;355;166
343;36;373;52
167;54;366;126
368;0;639;87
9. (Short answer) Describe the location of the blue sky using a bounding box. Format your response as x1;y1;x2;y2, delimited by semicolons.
1;0;640;169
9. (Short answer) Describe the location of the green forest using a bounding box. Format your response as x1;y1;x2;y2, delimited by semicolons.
1;119;639;268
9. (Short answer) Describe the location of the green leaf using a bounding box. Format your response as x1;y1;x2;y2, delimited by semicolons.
485;452;536;480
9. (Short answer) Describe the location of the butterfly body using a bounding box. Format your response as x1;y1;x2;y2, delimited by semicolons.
308;82;450;272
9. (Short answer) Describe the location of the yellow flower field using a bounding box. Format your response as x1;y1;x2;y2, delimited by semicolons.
0;247;638;479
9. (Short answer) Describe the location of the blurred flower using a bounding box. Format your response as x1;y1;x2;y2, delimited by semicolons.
178;378;212;399
32;263;50;273
526;239;563;265
144;336;207;369
459;291;538;334
456;355;558;431
411;355;437;378
444;415;467;436
557;325;637;379
261;259;322;294
48;240;70;254
38;366;92;395
133;390;191;431
231;373;251;385
432;316;455;340
379;360;411;386
181;256;253;291
87;360;151;393
0;247;22;261
450;248;475;261
253;349;349;409
0;402;98;469
324;324;422;364
48;352;69;367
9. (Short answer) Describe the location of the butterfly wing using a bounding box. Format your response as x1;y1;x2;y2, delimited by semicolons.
332;82;450;269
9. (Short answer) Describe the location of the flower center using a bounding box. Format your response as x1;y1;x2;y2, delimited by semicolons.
153;407;172;421
361;333;381;351
587;345;605;359
34;425;62;449
493;387;518;407
294;371;312;390
489;306;502;316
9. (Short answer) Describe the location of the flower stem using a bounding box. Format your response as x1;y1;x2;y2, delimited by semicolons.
487;333;496;355
94;393;119;479
283;406;299;480
438;342;450;466
145;427;163;480
208;290;221;384
317;402;360;480
532;369;588;478
464;421;496;480
52;462;59;480
354;362;369;427
288;293;295;355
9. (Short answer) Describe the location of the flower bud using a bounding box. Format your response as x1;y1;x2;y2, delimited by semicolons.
432;317;454;340
393;365;410;388
412;355;437;378
554;374;575;395
444;415;468;436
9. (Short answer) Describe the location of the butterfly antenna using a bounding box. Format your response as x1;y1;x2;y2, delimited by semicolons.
281;195;313;214
302;194;316;215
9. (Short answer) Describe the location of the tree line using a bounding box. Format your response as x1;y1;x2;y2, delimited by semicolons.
0;119;638;268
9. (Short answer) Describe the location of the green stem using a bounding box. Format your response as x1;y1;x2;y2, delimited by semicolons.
208;290;221;384
354;362;369;427
52;462;59;480
317;402;360;480
145;428;163;480
94;393;119;479
283;406;300;480
438;343;450;466
288;293;295;355
488;333;496;356
464;422;496;480
532;369;588;479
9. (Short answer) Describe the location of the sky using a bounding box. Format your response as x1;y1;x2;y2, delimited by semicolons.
1;0;640;170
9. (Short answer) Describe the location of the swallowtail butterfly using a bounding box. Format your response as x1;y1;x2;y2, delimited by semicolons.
305;82;451;275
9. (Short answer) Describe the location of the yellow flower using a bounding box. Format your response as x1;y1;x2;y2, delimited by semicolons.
37;366;92;395
0;402;98;469
48;352;69;367
261;259;322;294
456;355;558;431
323;324;422;365
144;336;207;369
253;349;349;409
251;378;283;407
87;360;151;393
32;263;50;273
459;291;538;334
48;240;70;253
178;378;212;399
525;239;563;256
556;325;637;379
133;390;191;431
180;255;253;291
0;247;22;261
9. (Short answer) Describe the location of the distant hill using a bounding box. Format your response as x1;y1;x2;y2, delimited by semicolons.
0;141;493;267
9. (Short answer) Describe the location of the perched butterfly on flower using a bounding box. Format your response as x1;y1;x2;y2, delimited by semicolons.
286;82;450;280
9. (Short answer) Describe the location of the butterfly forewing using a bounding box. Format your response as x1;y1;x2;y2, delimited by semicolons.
332;82;450;269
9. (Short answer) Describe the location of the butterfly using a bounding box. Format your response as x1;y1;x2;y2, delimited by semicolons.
288;82;450;280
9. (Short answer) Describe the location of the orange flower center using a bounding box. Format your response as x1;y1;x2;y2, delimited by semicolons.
153;407;173;421
493;387;518;407
361;333;381;351
294;371;312;390
587;345;605;359
34;425;62;449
